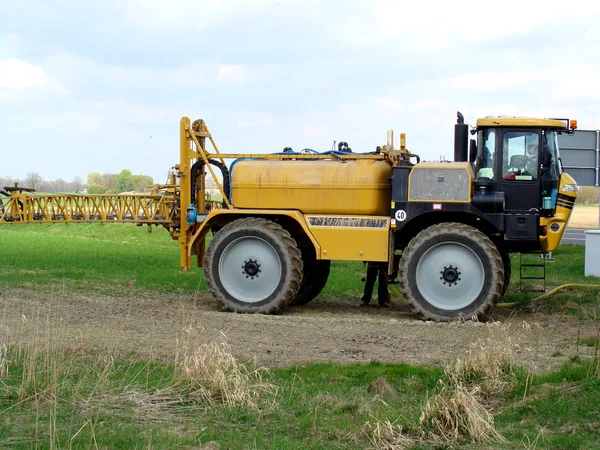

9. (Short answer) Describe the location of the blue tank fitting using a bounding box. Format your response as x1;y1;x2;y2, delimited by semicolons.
185;204;198;225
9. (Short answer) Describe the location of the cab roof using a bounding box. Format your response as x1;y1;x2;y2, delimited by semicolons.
476;117;567;128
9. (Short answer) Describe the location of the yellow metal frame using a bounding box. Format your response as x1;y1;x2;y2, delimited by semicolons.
0;192;179;224
539;172;578;252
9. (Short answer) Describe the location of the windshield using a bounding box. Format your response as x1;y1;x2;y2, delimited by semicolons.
539;130;562;213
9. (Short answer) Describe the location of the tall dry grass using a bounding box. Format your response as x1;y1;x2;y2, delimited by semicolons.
569;205;599;229
367;419;417;450
0;343;8;378
174;328;277;409
419;381;505;445
368;322;521;448
575;186;599;205
444;323;517;398
1;303;278;446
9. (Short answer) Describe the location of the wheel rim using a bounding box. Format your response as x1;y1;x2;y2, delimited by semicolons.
415;242;485;310
218;236;282;303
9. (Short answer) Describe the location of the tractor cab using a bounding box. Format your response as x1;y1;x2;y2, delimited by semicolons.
470;116;578;252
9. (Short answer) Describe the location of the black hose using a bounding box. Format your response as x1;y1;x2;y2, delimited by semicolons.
190;159;230;205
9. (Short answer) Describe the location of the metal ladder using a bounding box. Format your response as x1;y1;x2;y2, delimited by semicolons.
519;252;549;292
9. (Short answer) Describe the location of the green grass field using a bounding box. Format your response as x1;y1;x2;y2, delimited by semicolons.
1;331;598;449
1;223;598;315
1;223;600;448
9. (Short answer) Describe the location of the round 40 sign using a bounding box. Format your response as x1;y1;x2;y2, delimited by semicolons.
395;209;407;221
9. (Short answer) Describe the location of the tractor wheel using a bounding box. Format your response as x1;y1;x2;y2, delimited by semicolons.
500;250;512;296
292;257;331;305
204;217;303;314
398;223;504;321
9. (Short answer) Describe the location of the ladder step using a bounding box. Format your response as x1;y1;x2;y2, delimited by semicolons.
518;252;547;292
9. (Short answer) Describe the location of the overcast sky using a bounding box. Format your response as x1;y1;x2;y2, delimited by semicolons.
1;0;599;184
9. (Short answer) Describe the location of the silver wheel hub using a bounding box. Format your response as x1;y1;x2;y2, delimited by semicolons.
416;242;485;310
218;236;282;303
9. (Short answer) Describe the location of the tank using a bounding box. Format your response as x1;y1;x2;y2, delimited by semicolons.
230;159;392;215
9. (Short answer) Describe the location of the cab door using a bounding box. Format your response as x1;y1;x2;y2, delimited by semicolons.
499;129;541;241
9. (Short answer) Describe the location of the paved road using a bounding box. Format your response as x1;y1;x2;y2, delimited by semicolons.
562;228;590;246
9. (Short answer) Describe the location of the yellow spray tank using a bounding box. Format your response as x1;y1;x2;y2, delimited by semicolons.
230;159;392;215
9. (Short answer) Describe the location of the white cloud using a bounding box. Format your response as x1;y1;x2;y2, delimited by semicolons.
43;52;277;90
331;0;600;49
0;34;19;59
0;58;64;92
303;125;330;138
415;99;446;110
441;65;600;102
29;112;109;134
217;64;279;85
122;0;311;30
236;117;274;128
373;97;404;113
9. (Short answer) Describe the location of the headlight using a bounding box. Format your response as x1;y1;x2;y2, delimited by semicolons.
562;184;578;192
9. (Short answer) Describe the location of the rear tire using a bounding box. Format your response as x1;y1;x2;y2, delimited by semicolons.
398;223;504;321
292;257;331;305
204;217;303;314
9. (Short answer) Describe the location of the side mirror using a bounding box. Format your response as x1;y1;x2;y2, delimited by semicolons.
469;139;477;163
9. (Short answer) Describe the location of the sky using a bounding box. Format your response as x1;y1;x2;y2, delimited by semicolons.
1;0;600;184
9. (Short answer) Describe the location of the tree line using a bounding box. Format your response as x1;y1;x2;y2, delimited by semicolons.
0;170;153;194
0;173;84;193
86;170;153;194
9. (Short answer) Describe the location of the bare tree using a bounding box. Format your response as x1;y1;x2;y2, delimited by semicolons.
24;172;43;190
0;176;19;190
72;177;84;193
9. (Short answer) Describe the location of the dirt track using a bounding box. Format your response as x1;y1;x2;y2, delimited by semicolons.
1;289;597;372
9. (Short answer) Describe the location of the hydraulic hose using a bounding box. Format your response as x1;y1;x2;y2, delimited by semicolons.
496;284;600;307
388;283;600;308
190;159;230;205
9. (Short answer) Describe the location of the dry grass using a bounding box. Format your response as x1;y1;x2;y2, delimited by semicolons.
569;205;599;229
367;376;397;400
78;387;189;423
444;324;517;398
575;186;599;205
419;381;505;445
367;419;417;450
174;328;277;409
367;323;521;448
0;343;8;378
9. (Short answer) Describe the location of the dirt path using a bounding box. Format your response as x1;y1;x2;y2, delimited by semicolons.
1;289;597;372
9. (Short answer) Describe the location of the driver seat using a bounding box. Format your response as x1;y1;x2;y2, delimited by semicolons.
508;155;526;172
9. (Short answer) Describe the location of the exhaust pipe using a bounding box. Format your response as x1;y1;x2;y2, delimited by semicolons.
454;111;469;162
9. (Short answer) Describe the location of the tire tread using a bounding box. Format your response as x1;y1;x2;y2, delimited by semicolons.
398;222;504;321
204;217;303;314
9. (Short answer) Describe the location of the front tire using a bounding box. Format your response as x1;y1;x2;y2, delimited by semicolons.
398;223;504;321
204;217;303;314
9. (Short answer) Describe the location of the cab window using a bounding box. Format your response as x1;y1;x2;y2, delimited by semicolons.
475;129;495;179
502;131;539;181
